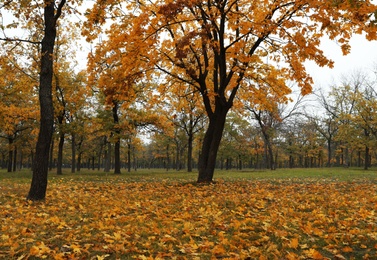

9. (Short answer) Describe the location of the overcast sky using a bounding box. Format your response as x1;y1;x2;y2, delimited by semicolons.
305;34;377;91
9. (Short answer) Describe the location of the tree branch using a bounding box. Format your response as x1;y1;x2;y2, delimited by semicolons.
0;37;41;44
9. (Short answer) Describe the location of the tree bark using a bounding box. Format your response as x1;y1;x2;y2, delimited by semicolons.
57;131;64;175
27;0;66;201
49;138;54;170
77;152;81;172
127;143;131;172
7;137;13;173
112;103;121;174
166;144;170;171
197;106;229;183
71;133;76;173
327;139;332;167
262;132;275;170
76;138;83;172
104;140;111;172
364;146;369;170
187;132;193;172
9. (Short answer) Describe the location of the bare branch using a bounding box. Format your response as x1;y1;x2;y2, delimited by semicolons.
0;37;41;44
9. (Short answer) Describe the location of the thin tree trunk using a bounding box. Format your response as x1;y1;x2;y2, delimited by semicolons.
57;132;64;175
365;146;369;170
133;145;137;171
49;138;54;170
7;138;13;173
97;141;103;170
112;103;121;174
166;144;170;171
77;152;82;172
13;147;17;172
327;139;332;167
127;143;131;172
114;139;121;174
265;137;275;170
71;133;76;173
176;143;180;171
76;138;83;172
104;140;111;172
187;133;193;172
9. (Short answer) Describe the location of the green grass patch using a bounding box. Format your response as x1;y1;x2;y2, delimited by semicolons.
2;166;377;183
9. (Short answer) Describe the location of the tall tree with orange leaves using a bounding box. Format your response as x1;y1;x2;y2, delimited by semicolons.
1;0;84;200
85;0;377;182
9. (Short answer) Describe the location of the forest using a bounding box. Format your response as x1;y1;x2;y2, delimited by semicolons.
0;0;377;200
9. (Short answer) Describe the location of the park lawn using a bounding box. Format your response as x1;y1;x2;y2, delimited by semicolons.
1;168;377;259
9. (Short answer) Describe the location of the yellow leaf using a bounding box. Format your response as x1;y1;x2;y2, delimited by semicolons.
289;238;299;249
212;244;226;255
29;246;40;256
286;252;299;260
305;249;323;259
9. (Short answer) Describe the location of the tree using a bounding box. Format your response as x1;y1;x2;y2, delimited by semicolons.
332;71;377;169
0;0;84;200
87;34;147;174
153;84;205;172
218;112;252;170
0;56;38;172
245;88;305;170
312;89;340;166
28;0;69;200
52;22;86;175
85;0;377;182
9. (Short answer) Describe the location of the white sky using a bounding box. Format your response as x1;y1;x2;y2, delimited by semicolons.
305;34;377;91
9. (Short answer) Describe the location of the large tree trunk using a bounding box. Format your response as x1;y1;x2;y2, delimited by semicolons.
27;0;66;201
197;106;229;183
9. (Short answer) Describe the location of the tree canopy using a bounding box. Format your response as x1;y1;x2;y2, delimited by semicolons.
84;0;377;182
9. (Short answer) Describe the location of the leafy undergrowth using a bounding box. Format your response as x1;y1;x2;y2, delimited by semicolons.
1;178;377;259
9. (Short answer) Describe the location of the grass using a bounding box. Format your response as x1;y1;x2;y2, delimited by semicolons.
1;167;377;259
2;166;377;184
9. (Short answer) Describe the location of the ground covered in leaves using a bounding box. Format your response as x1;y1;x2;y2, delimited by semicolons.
1;176;377;259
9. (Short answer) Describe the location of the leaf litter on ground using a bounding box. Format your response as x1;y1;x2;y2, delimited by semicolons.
1;177;377;259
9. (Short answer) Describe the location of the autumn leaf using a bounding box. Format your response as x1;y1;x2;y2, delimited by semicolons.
1;177;377;259
342;246;353;253
289;238;299;249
